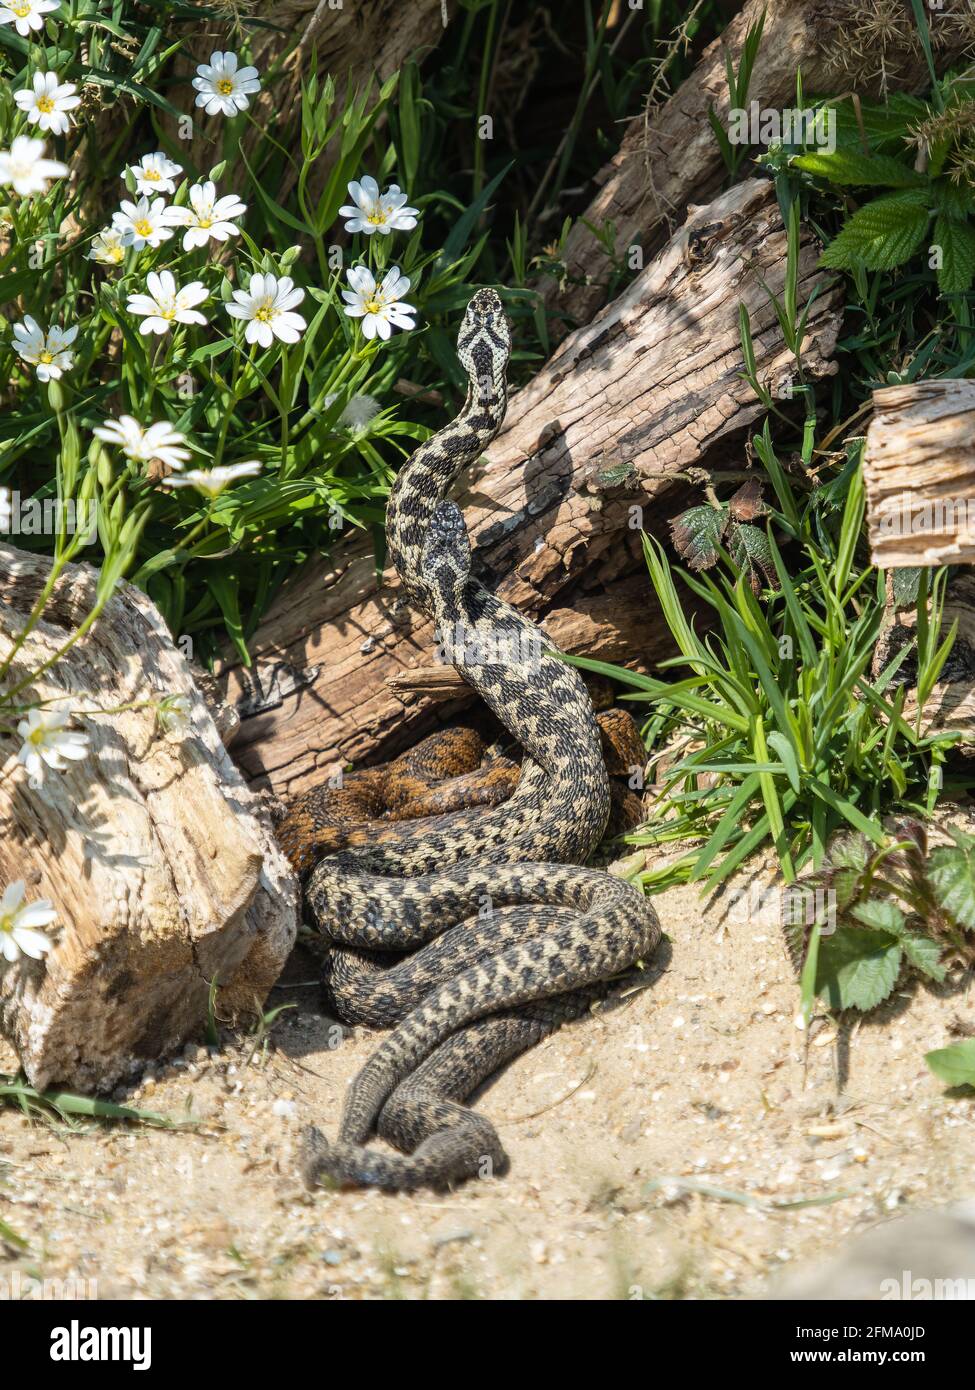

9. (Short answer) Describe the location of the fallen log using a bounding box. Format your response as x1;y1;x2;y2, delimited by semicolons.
221;177;842;797
0;545;298;1092
864;381;975;568
539;0;972;332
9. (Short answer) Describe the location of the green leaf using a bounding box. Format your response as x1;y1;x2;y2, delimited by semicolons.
901;933;946;983
817;928;902;1011
850;896;905;934
932;215;975;294
928;841;975;930
820;191;931;272
925;1040;975;1089
793;150;925;188
670;504;728;570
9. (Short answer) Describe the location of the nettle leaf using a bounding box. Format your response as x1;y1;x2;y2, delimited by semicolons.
820;190;931;272
850;896;906;935
932;215;975;295
670;504;728;571
816;927;902;1011
901;933;946;983
891;566;922;607
729;522;779;593
925;1040;975;1089
928;839;975;930
829;832;872;873
793;150;925;188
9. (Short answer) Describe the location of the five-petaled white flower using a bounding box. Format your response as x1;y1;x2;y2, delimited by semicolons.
170;180;246;251
14;72;80;136
339;176;419;237
0;880;56;964
225;272;305;348
112;196;179;251
192;51;261;118
0;136;67;197
88;225;126;266
94;416;191;471
127;151;183;197
12;316;77;382
0;0;59;39
16;704;90;784
341;265;416;341
126;270;208;335
164;460;262;497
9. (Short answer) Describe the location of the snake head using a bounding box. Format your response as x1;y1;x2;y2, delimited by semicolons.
457;288;510;400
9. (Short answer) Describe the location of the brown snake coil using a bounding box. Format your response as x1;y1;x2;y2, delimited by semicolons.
285;289;662;1191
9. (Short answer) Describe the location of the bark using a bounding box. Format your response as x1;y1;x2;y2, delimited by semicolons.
221;177;843;797
0;546;299;1092
539;0;974;332
864;381;975;568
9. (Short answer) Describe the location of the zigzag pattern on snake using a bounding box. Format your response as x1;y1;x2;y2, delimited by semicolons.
281;288;661;1191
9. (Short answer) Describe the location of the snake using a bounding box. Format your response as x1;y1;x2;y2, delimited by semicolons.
283;288;661;1192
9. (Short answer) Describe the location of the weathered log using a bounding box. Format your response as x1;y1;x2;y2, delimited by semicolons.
221;177;842;797
864;381;975;568
539;0;972;332
0;545;298;1092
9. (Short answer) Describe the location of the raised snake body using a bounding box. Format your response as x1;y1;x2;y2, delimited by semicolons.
292;289;661;1191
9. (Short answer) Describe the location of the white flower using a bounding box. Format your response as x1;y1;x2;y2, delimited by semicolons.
16;704;89;784
13;72;80;136
126;270;208;336
0;136;67;197
225;272;305;348
341;265;416;341
12;316;77;382
192;51;261;117
112;196;179;251
88;225;126;266
170;180;246;251
127;151;183;197
339;176;419;237
0;881;56;964
164;461;262;497
93;416;191;471
0;0;59;39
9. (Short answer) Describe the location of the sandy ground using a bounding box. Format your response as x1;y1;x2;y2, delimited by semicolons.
2;850;974;1301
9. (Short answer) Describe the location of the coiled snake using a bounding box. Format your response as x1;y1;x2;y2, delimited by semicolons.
283;289;661;1191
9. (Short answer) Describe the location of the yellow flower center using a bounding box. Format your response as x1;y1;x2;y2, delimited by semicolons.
366;211;387;225
12;2;31;15
160;307;176;321
134;219;154;237
38;350;54;364
217;78;234;95
143;168;160;181
107;245;124;263
29;724;48;742
37;96;55;113
363;297;383;315
254;303;276;323
197;216;212;229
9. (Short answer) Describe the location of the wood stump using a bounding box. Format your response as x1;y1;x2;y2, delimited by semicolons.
0;545;299;1092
